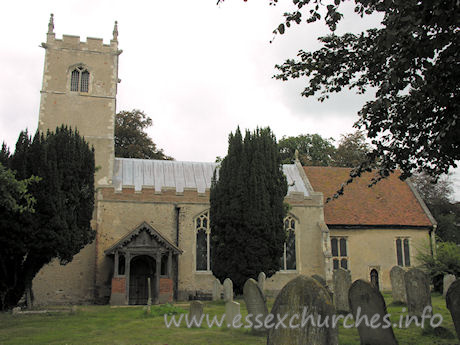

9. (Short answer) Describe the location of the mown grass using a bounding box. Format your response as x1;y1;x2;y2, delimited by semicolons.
0;293;458;345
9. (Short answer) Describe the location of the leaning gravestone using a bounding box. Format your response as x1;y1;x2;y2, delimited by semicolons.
223;278;233;302
443;274;456;298
348;280;398;345
188;300;204;327
212;278;221;301
225;300;241;328
446;279;460;341
333;268;352;313
243;278;268;333
390;266;407;304
258;272;266;293
267;275;338;345
404;268;432;317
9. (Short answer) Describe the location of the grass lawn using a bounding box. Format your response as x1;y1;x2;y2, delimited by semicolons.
0;293;458;345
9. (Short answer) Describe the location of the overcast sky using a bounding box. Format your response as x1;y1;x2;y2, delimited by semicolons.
0;0;458;201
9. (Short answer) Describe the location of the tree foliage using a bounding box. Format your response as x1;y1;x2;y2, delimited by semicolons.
279;133;336;166
272;0;459;184
278;130;371;168
210;127;287;293
334;130;371;168
0;127;95;310
0;163;38;214
115;109;173;160
418;241;460;292
412;173;460;244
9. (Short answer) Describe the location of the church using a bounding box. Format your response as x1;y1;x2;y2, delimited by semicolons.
32;15;436;305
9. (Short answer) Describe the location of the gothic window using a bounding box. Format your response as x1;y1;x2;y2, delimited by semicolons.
196;211;211;271
70;65;90;92
331;237;348;270
282;215;296;270
396;238;411;267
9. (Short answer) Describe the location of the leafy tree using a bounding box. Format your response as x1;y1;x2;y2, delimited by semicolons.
0;163;37;214
0;127;95;310
418;241;460;292
279;133;336;166
115;109;173;160
412;173;460;244
333;130;371;168
270;0;459;184
210;127;287;293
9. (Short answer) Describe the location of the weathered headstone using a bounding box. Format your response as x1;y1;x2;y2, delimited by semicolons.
348;280;398;345
446;279;460;341
225;300;241;328
223;278;233;302
189;300;204;327
212;278;221;301
333;268;352;313
267;275;338;345
243;278;268;333
390;266;407;304
404;268;432;317
443;274;456;298
258;272;266;293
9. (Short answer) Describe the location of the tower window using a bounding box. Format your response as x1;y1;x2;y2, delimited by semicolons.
70;66;90;92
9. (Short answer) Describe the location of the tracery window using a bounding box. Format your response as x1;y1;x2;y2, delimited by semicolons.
331;237;348;270
70;65;90;92
196;211;211;271
396;238;411;267
282;215;296;270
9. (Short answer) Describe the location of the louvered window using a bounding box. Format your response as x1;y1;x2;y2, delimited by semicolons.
70;66;89;92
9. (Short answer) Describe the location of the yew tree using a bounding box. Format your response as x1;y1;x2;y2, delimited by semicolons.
0;127;95;310
210;127;287;293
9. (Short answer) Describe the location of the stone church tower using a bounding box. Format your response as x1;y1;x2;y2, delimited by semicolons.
38;14;121;186
33;15;121;304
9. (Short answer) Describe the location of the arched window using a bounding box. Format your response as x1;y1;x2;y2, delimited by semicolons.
70;65;90;92
282;215;296;270
331;237;348;270
396;238;411;267
196;211;211;271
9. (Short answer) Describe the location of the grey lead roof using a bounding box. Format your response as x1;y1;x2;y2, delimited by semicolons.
113;158;309;196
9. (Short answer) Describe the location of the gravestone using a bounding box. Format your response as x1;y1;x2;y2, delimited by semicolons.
404;268;432;317
333;268;352;313
189;300;204;328
390;266;407;304
243;278;268;333
212;278;221;301
267;275;338;345
348;280;398;345
225;300;241;328
443;274;456;298
258;272;266;293
446;279;460;341
223;278;233;302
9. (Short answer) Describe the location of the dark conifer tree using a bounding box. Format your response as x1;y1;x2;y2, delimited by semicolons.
210;127;287;293
0;126;95;310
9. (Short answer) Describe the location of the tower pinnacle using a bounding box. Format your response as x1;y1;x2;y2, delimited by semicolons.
112;21;118;41
48;13;54;34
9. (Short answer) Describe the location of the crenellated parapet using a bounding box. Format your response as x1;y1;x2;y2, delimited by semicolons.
43;14;121;55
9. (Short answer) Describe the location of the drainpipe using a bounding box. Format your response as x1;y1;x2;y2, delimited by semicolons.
174;205;181;300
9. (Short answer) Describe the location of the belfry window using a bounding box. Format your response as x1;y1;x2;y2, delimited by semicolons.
196;211;211;271
70;66;89;92
282;215;296;271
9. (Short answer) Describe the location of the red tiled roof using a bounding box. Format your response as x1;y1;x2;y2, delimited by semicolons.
304;166;433;227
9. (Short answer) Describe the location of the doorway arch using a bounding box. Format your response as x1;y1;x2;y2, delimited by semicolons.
129;255;156;305
370;269;379;290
